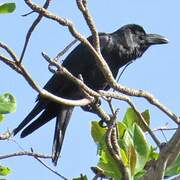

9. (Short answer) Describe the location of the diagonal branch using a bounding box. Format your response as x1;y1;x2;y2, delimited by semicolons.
141;126;180;180
76;0;100;53
0;48;92;107
19;0;51;63
99;90;161;147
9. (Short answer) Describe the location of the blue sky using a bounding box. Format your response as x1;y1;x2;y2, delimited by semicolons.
0;0;179;179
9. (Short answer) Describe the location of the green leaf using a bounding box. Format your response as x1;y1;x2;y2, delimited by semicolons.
122;108;150;132
137;110;150;132
0;114;4;122
148;146;159;160
98;148;122;180
0;165;11;176
165;155;180;177
128;144;136;176
91;109;152;180
91;121;122;179
120;148;128;166
117;122;126;138
121;128;134;150
121;129;137;176
122;108;136;128
134;170;146;180
0;93;16;114
91;121;106;143
73;174;88;180
133;124;150;173
0;3;16;14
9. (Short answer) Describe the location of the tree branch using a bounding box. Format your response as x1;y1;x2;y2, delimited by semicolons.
19;0;52;63
76;0;100;53
141;126;180;180
0;151;52;160
99;90;161;147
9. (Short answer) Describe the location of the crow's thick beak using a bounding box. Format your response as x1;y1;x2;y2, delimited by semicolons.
146;34;169;45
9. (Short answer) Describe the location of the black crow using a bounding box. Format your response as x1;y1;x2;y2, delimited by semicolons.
13;24;168;165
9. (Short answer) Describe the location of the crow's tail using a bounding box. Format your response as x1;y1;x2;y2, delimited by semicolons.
52;106;73;165
13;102;46;136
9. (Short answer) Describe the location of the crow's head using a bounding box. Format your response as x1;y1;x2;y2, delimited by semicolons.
115;24;169;58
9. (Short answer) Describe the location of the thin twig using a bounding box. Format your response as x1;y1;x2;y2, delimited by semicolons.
54;39;78;61
21;10;34;16
0;151;52;160
0;55;22;74
107;98;116;115
34;157;68;180
0;41;18;61
19;0;51;63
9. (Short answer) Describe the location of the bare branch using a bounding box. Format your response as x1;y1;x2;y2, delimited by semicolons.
0;41;18;61
34;156;68;180
0;43;93;107
99;90;161;147
141;126;180;180
19;0;51;63
42;52;100;97
0;55;22;74
54;39;77;61
0;151;52;160
76;0;100;52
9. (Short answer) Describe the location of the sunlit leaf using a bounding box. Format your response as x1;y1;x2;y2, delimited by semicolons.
91;108;153;180
91;121;122;179
148;146;159;160
91;121;106;144
133;124;150;173
0;165;11;176
0;114;4;122
122;128;134;150
120;148;128;166
122;108;136;129
123;108;150;132
0;3;16;14
117;122;126;138
98;148;122;180
0;93;16;114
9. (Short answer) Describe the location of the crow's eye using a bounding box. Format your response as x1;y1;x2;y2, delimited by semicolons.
139;35;145;41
